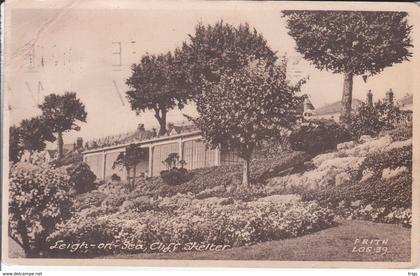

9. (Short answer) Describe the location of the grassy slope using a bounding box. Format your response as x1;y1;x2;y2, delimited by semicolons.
101;220;410;262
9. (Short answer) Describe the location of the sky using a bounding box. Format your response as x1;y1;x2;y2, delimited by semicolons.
5;1;416;146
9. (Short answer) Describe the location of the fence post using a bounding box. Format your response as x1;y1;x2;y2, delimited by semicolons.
178;138;183;161
102;151;106;180
148;145;154;177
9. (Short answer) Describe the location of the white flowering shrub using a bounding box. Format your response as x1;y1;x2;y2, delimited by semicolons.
9;162;74;257
48;199;334;257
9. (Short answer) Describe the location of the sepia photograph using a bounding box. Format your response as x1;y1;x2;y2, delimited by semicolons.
1;0;419;269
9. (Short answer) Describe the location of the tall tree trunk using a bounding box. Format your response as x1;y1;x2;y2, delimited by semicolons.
57;131;64;159
159;110;167;136
340;71;353;119
242;158;250;186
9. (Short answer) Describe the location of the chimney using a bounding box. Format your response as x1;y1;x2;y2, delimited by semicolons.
386;89;394;105
366;90;373;107
137;123;145;131
76;137;83;149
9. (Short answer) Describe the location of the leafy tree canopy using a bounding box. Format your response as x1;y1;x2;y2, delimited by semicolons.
191;58;304;185
281;10;413;76
126;52;188;135
19;116;56;153
39;92;87;133
39;92;87;159
180;20;278;93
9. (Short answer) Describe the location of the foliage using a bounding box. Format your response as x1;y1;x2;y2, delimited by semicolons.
250;151;311;183
9;162;74;257
49;200;334;257
302;172;411;226
343;101;404;139
67;162;97;194
39;92;87;158
73;191;107;212
160;153;189;185
301;143;412;226
112;144;148;171
126;52;189;135
282;11;413;116
358;144;411;179
18;116;56;154
191;59;304;185
289;119;352;154
9;126;24;163
136;150;306;198
111;173;121;182
383;124;412;141
180;20;278;94
160;168;189;186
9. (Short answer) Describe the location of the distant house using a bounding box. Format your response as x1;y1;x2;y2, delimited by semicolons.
396;93;413;111
82;123;241;181
304;90;413;124
310;99;364;122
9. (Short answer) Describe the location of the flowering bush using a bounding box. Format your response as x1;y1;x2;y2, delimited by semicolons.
9;162;74;257
48;200;335;257
67;162;96;194
302;171;411;226
357;144;411;180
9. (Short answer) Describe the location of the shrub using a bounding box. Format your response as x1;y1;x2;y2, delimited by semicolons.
302;171;412;225
289;119;352;154
67;162;96;194
160;168;190;186
382;124;412;141
9;162;74;257
160;153;190;185
73;191;107;211
358;145;412;179
48;200;335;257
111;173;121;182
343;101;404;139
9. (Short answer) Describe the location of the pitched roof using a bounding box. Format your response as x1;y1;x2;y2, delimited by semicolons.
397;94;413;107
84;122;199;151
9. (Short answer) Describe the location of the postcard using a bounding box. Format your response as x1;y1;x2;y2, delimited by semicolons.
2;0;419;269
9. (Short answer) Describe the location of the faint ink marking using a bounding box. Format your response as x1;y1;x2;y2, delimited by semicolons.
113;80;126;106
24;81;44;106
112;41;122;71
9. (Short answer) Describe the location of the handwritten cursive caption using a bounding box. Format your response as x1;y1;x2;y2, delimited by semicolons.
50;240;231;254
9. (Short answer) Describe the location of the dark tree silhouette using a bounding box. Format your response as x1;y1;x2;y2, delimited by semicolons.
282;11;413;117
9;126;24;163
39;92;87;159
126;52;188;135
19;117;56;161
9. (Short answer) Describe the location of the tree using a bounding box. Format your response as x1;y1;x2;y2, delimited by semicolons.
282;11;413;117
39;92;87;159
191;59;303;185
19;117;56;161
9;162;73;257
9;126;24;163
126;52;188;135
180;21;278;95
112;144;148;190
